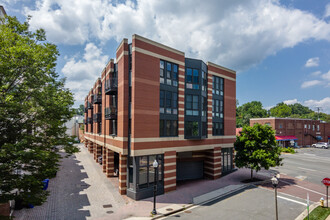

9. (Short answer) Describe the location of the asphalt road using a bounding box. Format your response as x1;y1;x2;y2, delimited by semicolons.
165;186;307;220
272;148;330;186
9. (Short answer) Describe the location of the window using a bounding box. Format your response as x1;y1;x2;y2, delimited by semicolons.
202;97;207;117
213;76;224;95
160;119;178;137
279;124;283;129
98;122;102;134
308;124;311;129
265;122;270;126
160;91;165;113
317;125;320;131
185;121;199;137
186;95;199;116
202;70;207;92
212;122;224;135
186;68;199;89
160;60;178;86
304;124;307;129
312;125;315;131
222;148;233;173
137;155;163;189
160;90;177;115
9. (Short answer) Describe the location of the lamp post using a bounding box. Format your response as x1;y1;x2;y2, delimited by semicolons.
271;175;279;220
151;159;159;215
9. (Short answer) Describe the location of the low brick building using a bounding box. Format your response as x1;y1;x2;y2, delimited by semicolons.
84;35;236;200
250;117;330;147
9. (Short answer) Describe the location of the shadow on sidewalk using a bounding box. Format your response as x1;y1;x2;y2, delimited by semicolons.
14;153;92;220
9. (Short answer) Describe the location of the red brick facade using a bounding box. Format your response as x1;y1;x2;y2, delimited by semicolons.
250;117;330;147
84;35;236;199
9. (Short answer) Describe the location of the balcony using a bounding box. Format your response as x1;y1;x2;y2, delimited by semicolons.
87;102;93;109
93;113;102;122
84;107;88;113
87;117;93;124
93;94;102;104
105;78;118;95
105;107;117;120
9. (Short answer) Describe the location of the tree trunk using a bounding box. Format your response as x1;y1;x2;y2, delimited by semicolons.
251;169;253;180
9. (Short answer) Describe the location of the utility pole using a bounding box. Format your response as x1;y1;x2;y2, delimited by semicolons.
315;107;322;120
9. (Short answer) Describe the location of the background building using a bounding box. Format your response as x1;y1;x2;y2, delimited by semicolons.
250;117;330;147
84;35;236;200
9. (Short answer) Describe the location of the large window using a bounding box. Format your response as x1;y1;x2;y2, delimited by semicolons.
212;75;224;136
160;60;178;86
186;95;199;116
160;90;177;115
186;68;199;89
222;148;233;173
137;155;163;189
185;121;199;138
212;122;223;135
160;119;178;137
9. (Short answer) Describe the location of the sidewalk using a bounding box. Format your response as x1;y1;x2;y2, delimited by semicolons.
13;144;273;220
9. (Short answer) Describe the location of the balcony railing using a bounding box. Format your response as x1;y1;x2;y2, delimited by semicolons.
105;78;118;95
87;117;93;124
93;94;102;104
84;107;88;113
87;102;93;109
105;107;117;120
93;113;102;122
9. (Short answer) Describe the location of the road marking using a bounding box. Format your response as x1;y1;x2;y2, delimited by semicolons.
277;195;306;206
303;153;316;156
295;175;307;180
298;167;317;172
281;179;326;197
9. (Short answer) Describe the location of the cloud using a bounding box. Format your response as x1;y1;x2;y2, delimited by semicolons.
61;43;109;103
321;70;330;81
305;57;319;67
283;99;299;105
325;3;330;18
24;0;330;71
301;80;322;88
303;97;330;114
311;71;321;76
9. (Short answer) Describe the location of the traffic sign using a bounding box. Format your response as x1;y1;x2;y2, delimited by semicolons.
322;178;330;186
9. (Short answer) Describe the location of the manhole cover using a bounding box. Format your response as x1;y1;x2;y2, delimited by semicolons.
184;210;191;214
166;208;173;211
106;211;114;214
103;204;112;208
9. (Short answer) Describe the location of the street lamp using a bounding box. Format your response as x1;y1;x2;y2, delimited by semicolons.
151;159;159;215
271;176;279;220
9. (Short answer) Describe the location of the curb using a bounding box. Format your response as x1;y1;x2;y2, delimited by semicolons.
150;179;271;219
295;202;318;220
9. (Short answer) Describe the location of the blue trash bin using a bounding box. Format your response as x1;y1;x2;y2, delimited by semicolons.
42;179;49;190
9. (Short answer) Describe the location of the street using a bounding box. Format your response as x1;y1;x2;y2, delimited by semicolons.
165;148;330;220
272;148;330;186
165;186;306;220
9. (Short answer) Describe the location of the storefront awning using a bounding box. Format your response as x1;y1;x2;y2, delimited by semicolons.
328;136;330;139
275;136;297;141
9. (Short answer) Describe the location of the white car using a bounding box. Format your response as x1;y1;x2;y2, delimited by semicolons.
312;142;329;149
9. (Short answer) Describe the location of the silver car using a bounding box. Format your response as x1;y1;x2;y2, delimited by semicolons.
312;142;329;149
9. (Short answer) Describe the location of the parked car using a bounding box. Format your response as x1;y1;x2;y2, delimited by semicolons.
312;142;329;149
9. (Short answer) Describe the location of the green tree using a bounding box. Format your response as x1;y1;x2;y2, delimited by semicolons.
270;102;292;117
75;104;85;116
0;16;78;206
289;103;313;115
234;124;282;179
236;101;268;127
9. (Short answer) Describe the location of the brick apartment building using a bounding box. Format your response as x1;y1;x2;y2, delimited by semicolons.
250;118;330;147
84;35;236;200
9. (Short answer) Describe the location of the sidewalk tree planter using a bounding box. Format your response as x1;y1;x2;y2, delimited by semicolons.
0;16;78;206
234;124;283;180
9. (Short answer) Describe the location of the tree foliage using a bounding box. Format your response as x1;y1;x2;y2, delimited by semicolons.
74;104;85;116
0;16;78;205
234;124;282;179
236;101;268;127
270;102;292;118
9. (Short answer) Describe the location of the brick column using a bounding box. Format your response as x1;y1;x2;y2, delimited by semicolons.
119;153;127;195
84;140;89;148
106;149;115;177
204;147;222;179
88;141;94;153
102;146;107;173
164;151;176;193
94;144;102;162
